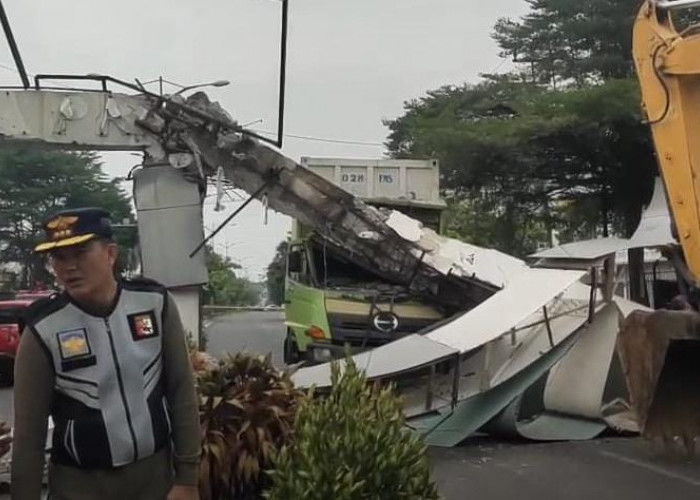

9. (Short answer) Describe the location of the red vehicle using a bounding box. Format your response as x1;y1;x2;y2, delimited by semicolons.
15;289;53;301
0;300;31;384
0;291;53;385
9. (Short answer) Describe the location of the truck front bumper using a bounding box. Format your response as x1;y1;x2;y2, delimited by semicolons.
305;342;367;363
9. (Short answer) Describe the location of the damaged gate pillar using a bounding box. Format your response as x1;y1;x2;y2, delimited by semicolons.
133;165;208;347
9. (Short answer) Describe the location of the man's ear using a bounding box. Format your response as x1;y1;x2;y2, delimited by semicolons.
107;242;119;267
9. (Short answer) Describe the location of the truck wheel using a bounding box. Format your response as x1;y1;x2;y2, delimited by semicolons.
284;331;300;365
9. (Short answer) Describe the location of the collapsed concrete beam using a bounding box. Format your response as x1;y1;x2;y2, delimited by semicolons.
0;88;506;310
156;93;500;310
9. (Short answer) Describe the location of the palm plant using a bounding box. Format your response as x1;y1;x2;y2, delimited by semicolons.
266;358;440;499
196;353;302;500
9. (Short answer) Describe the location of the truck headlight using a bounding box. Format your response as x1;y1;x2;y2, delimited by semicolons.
313;348;333;362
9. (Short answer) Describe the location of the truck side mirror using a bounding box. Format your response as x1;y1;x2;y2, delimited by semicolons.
288;250;303;274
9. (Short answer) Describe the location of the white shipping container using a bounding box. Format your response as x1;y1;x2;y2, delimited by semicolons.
300;157;442;204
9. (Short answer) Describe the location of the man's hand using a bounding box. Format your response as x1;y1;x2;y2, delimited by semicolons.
167;484;200;500
0;422;12;458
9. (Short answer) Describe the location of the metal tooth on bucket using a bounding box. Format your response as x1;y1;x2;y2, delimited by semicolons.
647;435;699;458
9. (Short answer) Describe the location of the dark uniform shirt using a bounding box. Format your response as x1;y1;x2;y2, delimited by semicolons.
11;279;200;500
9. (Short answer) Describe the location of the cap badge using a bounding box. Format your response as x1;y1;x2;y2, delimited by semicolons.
47;215;79;240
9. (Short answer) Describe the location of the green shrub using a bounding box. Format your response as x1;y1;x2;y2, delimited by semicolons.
196;353;302;500
265;358;440;499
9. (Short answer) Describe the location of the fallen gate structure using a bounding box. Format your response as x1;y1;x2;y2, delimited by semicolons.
0;78;672;447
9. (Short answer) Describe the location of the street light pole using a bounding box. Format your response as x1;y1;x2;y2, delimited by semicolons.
139;77;230;96
218;241;236;260
173;80;230;96
226;242;234;260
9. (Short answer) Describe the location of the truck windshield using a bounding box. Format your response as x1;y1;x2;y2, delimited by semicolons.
310;242;406;292
311;243;377;287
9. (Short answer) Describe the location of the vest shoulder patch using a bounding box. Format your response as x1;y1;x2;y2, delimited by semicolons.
57;328;92;359
128;311;159;341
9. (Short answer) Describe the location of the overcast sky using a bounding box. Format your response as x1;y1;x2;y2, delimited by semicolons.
0;0;527;280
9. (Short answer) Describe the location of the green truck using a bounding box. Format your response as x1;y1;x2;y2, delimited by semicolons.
283;157;447;364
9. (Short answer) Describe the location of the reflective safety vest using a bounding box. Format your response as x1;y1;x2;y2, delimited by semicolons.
26;280;171;468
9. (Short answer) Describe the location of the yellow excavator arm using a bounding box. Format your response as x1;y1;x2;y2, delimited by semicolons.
633;0;700;282
618;0;700;449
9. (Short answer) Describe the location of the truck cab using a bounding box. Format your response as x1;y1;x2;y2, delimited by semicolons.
283;157;446;364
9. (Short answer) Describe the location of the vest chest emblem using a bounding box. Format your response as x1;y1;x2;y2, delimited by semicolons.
128;311;159;341
57;328;91;359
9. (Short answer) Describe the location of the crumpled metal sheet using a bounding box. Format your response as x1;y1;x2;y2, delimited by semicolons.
401;283;649;446
544;304;621;418
629;177;674;248
485;400;608;441
601;398;640;433
291;334;458;389
416;332;581;447
529;178;674;262
488;282;596;388
425;268;585;353
530;237;632;261
484;304;622;441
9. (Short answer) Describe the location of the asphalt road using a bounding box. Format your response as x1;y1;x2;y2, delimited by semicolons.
431;437;700;500
204;310;286;367
1;311;699;499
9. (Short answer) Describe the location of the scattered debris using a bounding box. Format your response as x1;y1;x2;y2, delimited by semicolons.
0;85;654;447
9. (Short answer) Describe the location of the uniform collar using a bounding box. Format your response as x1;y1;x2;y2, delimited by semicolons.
66;282;122;318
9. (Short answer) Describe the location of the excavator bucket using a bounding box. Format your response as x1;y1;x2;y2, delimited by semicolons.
617;310;700;452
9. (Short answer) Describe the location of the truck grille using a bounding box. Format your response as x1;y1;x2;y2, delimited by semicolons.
327;313;437;348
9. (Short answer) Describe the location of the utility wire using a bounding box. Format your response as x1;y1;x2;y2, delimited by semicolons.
0;60;20;74
252;129;384;147
0;67;381;148
0;60;73;89
0;59;382;148
0;0;29;88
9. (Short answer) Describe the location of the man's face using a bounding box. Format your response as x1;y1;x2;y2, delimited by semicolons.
48;239;118;303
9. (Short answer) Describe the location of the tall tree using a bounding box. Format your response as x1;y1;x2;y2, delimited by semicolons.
493;0;640;87
383;0;661;254
0;147;133;287
384;79;656;256
203;246;260;306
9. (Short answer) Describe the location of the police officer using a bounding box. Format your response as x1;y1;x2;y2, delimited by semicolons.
12;208;201;500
